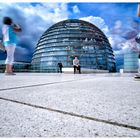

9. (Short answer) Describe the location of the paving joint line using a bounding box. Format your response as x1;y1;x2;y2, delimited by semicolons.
0;78;86;91
0;97;140;132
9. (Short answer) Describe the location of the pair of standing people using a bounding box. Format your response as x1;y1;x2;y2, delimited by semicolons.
2;17;22;75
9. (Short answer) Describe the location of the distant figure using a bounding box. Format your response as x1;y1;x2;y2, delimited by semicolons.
73;56;81;74
57;62;63;73
2;16;22;75
138;56;140;73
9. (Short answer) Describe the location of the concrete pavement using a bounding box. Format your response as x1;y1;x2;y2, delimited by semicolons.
0;73;140;137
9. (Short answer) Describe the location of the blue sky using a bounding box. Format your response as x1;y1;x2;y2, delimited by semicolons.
0;3;140;70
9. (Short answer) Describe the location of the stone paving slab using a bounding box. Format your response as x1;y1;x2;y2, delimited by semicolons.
0;73;140;137
0;100;140;137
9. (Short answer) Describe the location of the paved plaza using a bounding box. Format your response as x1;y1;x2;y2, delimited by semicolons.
0;73;140;137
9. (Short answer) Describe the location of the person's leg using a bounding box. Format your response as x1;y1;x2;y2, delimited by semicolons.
5;64;10;73
9;45;15;73
5;47;11;73
59;67;61;73
60;67;62;73
9;65;13;73
74;65;76;74
78;65;81;74
5;45;15;74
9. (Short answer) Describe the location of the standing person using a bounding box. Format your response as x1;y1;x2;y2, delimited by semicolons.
73;56;81;74
2;17;22;75
57;62;63;73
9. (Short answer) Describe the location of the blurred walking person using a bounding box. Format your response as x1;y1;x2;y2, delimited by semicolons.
2;17;22;75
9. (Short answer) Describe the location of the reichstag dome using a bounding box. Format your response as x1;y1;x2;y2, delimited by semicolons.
31;19;116;72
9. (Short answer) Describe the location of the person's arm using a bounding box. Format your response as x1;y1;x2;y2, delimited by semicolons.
73;60;75;66
2;25;9;42
13;24;22;32
78;60;80;66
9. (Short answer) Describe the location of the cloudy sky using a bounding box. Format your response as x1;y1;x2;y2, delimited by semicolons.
0;2;140;69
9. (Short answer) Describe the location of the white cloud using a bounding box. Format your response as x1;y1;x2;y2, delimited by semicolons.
0;3;69;26
112;20;123;34
111;35;126;48
114;20;122;29
121;38;140;53
108;36;115;47
80;16;109;35
72;5;80;14
15;3;69;23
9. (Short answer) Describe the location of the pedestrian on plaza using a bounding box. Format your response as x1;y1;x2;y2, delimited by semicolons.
57;62;63;73
73;56;81;74
2;17;22;75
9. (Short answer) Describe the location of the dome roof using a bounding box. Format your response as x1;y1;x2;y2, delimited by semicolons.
32;19;116;72
42;19;109;47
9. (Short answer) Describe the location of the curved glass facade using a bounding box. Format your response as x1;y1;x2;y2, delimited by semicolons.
31;19;116;72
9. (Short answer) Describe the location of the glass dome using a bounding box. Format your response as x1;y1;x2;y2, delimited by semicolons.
31;19;116;72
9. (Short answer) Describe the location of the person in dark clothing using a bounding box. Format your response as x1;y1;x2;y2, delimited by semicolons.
57;62;63;73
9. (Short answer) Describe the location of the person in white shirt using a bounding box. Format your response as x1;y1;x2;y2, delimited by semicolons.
73;56;81;74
